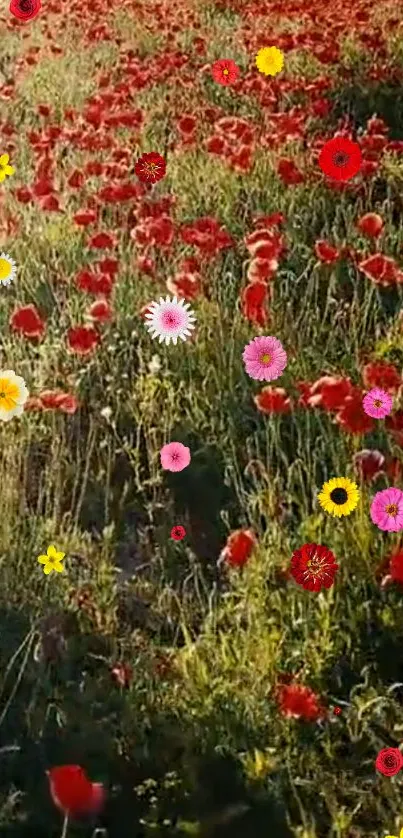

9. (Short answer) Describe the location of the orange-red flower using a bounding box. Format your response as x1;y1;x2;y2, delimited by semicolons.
47;765;105;818
211;59;240;86
276;682;327;721
135;152;166;184
220;529;257;567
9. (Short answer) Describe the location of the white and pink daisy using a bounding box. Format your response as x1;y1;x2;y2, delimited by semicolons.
144;295;196;346
362;387;393;419
160;442;191;472
242;335;287;382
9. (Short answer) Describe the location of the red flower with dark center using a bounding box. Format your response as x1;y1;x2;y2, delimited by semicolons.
170;525;186;541
67;325;100;355
319;136;362;181
47;765;105;818
211;59;240;86
375;747;403;777
220;529;257;567
135;152;166;184
10;304;45;339
290;543;339;591
276;683;326;721
9;0;41;20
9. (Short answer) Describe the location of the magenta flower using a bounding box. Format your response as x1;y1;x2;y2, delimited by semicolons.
160;442;191;472
370;487;403;532
242;336;287;382
362;387;393;418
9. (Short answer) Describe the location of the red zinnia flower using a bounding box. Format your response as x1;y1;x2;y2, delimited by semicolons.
211;59;240;86
254;386;292;414
135;152;166;184
171;525;186;541
47;765;105;818
356;213;384;238
375;747;403;777
67;325;100;355
319;136;362;182
9;0;41;20
276;683;326;721
290;543;339;592
10;304;45;339
220;529;257;568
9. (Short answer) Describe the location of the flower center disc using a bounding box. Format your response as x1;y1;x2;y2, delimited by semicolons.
0;259;11;279
330;487;348;504
333;151;349;167
261;353;271;365
386;503;398;516
374;399;382;407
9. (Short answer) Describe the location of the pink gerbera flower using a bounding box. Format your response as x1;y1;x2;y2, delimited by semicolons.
211;59;240;86
362;387;393;418
370;487;403;531
242;336;287;382
160;442;191;472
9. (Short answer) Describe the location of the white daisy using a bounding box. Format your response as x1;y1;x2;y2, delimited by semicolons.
144;296;196;345
0;253;16;286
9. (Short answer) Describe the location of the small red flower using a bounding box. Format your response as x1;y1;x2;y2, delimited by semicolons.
9;0;41;20
362;361;401;392
353;449;385;483
86;300;112;322
277;158;304;185
375;747;403;777
171;525;186;541
290;543;339;592
336;393;375;435
88;232;116;250
314;240;340;264
388;549;403;585
47;765;105;818
276;683;326;721
319;136;362;182
333;706;342;716
254;386;292;414
220;529;257;568
356;213;384;238
10;304;45;339
111;662;133;688
74;209;98;227
358;253;403;286
67;325;100;355
211;59;240;86
135;152;166;184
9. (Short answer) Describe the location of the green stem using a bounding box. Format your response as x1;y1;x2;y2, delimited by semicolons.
60;814;69;838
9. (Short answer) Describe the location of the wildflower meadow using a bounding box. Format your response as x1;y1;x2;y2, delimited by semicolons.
1;0;403;835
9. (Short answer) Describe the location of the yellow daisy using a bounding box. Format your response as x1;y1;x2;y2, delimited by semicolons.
317;477;360;518
0;370;29;422
0;253;17;286
255;46;284;77
0;154;15;183
37;545;66;575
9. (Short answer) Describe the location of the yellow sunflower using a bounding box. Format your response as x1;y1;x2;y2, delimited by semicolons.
0;370;28;422
0;154;15;183
317;477;360;518
255;46;284;77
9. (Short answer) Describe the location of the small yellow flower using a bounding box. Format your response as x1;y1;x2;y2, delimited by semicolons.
37;545;66;575
255;46;284;77
385;830;403;838
0;370;28;421
0;154;15;182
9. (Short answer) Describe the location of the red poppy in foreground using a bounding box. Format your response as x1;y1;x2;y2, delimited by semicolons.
375;747;403;777
276;682;326;721
211;59;240;86
135;152;166;184
9;0;41;20
319;136;362;182
290;543;339;592
220;529;257;567
47;765;105;818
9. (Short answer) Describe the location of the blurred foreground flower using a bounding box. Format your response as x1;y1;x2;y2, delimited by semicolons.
47;765;105;821
220;529;257;568
276;682;326;721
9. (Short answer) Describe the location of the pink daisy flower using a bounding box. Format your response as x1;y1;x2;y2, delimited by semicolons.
211;59;240;86
160;442;191;472
370;487;403;532
242;336;287;382
362;387;393;418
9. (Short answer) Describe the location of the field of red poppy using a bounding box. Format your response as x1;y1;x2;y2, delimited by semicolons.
2;0;403;835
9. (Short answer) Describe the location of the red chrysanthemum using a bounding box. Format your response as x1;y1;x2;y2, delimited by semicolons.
211;59;240;86
375;747;403;777
171;525;186;541
9;0;41;20
47;765;105;817
276;682;326;721
135;152;166;184
319;136;362;182
290;543;339;592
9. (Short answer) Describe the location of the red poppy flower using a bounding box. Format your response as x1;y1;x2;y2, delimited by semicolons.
358;253;403;286
47;765;105;817
362;361;401;392
166;272;201;301
356;213;384;238
135;152;166;184
388;549;403;585
336;394;375;435
171;525;186;541
375;747;403;777
67;325;100;355
306;375;354;411
220;529;257;568
254;386;292;414
276;683;326;721
247;258;278;283
87;232;116;250
333;706;342;716
314;240;340;264
74;209;97;226
9;0;40;20
290;543;339;592
241;282;270;326
211;59;240;86
319;136;362;181
39;390;79;414
353;449;385;483
86;300;112;322
277;158;304;185
111;662;133;688
75;270;113;297
10;304;45;339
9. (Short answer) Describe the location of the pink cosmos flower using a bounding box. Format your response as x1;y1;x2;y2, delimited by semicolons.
242;336;287;382
362;387;393;418
370;487;403;532
160;442;191;472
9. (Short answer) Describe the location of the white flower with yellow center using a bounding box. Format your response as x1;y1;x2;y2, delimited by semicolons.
0;370;29;421
0;253;16;286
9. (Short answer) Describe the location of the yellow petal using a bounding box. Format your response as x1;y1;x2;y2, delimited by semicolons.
0;154;9;166
47;545;59;559
38;555;48;564
53;563;65;573
43;565;53;575
0;172;5;183
4;166;15;176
